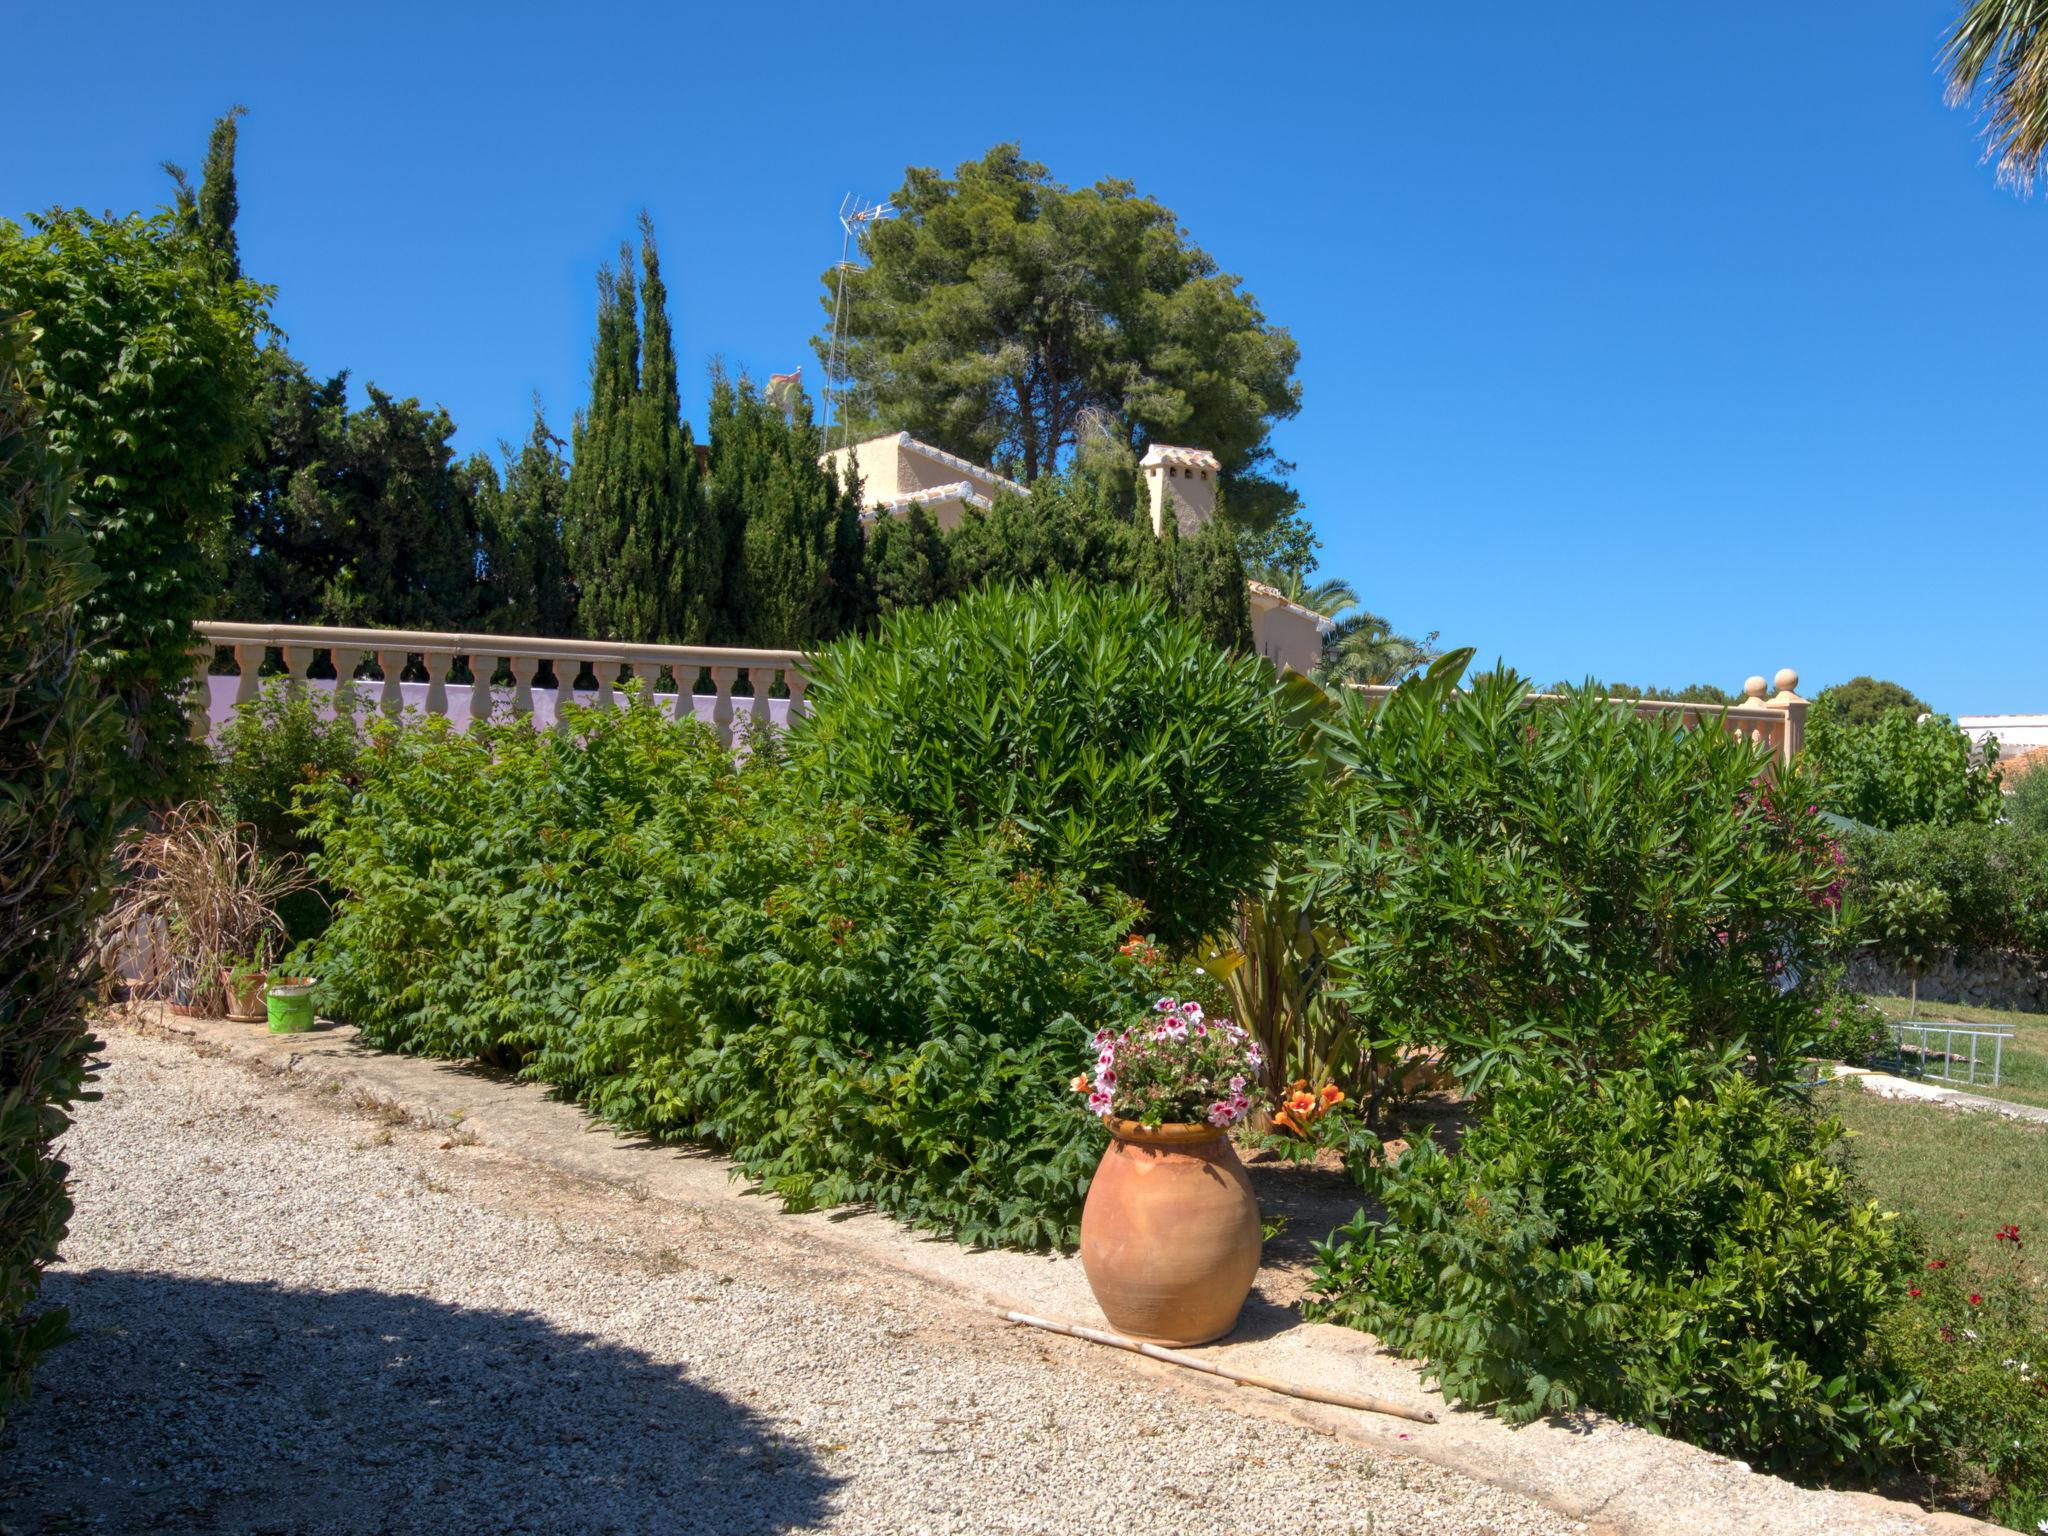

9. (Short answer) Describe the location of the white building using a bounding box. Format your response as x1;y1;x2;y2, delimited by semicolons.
821;431;1333;674
1958;714;2048;752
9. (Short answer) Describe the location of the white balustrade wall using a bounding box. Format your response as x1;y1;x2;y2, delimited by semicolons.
191;622;1808;768
191;623;809;746
1347;667;1809;765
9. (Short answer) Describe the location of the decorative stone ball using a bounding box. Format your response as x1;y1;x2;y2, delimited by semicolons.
1743;676;1768;701
1773;668;1799;695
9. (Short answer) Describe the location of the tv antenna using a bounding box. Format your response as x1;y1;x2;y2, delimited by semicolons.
823;193;895;448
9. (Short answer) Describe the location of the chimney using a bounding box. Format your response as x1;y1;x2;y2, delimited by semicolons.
1139;444;1220;537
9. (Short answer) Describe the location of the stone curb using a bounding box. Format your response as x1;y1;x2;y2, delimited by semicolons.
115;1007;2000;1536
1833;1064;2048;1125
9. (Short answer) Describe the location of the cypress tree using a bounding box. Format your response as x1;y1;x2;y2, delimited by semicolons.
566;217;708;643
476;404;574;635
197;105;247;278
707;377;853;648
866;501;946;616
630;216;711;640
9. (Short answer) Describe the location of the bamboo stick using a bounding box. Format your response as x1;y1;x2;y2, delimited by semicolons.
999;1309;1438;1425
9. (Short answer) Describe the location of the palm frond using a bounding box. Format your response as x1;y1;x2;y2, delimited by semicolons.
1941;0;2048;192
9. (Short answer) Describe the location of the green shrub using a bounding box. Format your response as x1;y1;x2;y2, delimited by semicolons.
1304;1034;1928;1475
1806;702;2002;831
0;310;127;1428
1887;1227;2048;1529
0;208;270;803
790;580;1303;945
1314;653;1843;1091
212;681;370;857
2008;764;2048;839
302;703;1191;1248
211;681;370;942
1843;821;2048;962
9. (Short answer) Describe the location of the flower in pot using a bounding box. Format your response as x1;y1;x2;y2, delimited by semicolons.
220;953;270;1022
1076;996;1265;1347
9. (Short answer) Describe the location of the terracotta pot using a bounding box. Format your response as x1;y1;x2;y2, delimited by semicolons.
220;968;269;1023
1079;1116;1261;1346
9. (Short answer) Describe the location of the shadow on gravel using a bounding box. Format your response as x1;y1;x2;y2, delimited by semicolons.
2;1270;839;1536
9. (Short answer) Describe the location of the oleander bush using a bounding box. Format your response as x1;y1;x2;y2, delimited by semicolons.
301;701;1199;1248
1312;652;1845;1093
1305;1032;1929;1475
0;310;126;1429
789;580;1304;945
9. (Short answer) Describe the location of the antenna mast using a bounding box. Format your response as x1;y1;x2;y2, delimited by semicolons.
823;192;895;449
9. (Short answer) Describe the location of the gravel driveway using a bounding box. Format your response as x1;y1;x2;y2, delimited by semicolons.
0;1027;1583;1536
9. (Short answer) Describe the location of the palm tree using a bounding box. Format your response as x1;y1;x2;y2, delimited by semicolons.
1317;611;1439;689
1942;0;2048;192
1249;565;1359;620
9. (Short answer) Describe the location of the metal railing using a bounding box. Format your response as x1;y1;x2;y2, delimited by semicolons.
1882;1020;2014;1089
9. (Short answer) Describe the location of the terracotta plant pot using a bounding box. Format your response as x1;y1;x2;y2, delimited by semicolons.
1079;1116;1262;1346
220;968;269;1023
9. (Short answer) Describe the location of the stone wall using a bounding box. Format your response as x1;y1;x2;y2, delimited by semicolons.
1844;950;2048;1015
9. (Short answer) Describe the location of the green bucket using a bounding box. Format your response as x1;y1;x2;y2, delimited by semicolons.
266;978;316;1034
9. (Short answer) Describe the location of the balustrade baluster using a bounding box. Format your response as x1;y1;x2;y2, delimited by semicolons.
786;668;810;718
232;644;261;707
188;648;214;738
375;651;404;718
748;668;773;735
509;656;535;719
550;660;577;733
339;649;369;716
282;645;313;698
594;661;616;713
469;655;494;725
423;651;450;717
710;666;737;748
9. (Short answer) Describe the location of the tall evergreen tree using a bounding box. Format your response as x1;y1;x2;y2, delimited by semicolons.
163;105;246;279
334;386;479;629
475;404;574;635
864;501;945;618
564;217;706;643
705;373;861;648
197;105;246;277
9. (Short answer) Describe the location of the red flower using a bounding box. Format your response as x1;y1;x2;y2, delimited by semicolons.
1995;1224;2023;1248
1928;1259;1948;1271
1968;1293;1983;1307
1939;1326;1955;1342
1908;1287;1922;1298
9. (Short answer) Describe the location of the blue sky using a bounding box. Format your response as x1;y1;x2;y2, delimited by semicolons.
8;2;2041;712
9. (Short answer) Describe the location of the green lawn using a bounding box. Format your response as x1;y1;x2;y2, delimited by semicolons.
1865;993;2048;1110
1823;1081;2048;1282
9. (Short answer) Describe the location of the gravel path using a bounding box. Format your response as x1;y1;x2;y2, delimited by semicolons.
1;1027;1585;1536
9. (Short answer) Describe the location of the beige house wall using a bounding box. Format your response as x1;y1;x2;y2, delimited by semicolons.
824;433;1022;513
1143;464;1218;536
1247;591;1325;675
